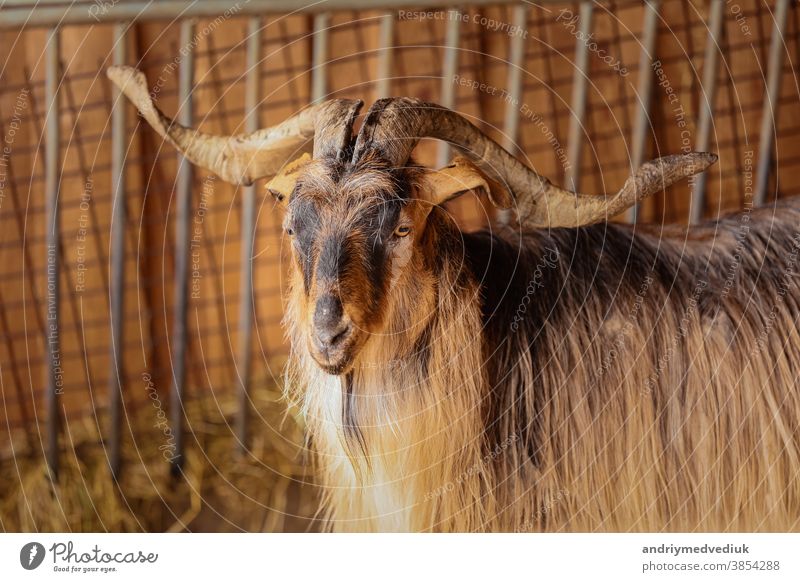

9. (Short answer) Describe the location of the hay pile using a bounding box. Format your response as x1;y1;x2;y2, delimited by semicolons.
0;379;321;532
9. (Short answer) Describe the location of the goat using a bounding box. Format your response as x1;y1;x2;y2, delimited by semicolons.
109;65;800;532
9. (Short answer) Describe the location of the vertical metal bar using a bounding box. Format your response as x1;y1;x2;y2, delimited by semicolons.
754;0;790;207
312;13;330;102
499;4;528;225
170;19;195;474
235;17;261;453
376;12;395;99
625;0;660;223
437;8;461;168
689;0;723;224
44;26;61;480
108;22;127;477
502;4;528;152
564;1;594;193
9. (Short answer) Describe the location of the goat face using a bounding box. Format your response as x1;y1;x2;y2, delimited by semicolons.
105;67;717;375
282;156;431;376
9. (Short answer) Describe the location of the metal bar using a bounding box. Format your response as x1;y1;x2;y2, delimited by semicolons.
754;0;790;207
502;4;527;152
235;17;261;453
311;13;330;103
108;22;127;477
499;4;528;226
625;0;660;223
437;8;461;168
169;19;195;474
3;0;79;5
689;0;723;224
375;12;395;99
44;26;61;480
564;1;594;193
1;0;538;28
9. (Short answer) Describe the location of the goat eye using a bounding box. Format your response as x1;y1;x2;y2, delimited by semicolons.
393;225;412;238
286;226;295;236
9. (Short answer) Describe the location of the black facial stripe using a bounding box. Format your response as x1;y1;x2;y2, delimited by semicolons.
317;230;351;286
290;177;407;306
363;202;401;307
290;197;319;294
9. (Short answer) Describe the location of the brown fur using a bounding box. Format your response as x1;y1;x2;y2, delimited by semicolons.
109;75;792;531
284;169;800;531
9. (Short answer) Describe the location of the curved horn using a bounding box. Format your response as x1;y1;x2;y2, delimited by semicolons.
107;66;362;185
352;98;717;228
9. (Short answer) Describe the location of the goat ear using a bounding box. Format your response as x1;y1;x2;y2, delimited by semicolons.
419;156;512;209
265;153;312;206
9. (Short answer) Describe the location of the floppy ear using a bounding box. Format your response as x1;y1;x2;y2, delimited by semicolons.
418;156;512;209
265;153;312;206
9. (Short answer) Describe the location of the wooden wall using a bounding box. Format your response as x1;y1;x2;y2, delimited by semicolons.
1;0;799;450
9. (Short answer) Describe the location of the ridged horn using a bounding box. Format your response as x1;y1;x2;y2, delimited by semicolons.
352;98;717;227
107;65;362;186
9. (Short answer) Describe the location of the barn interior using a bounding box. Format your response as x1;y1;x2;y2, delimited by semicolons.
0;0;798;531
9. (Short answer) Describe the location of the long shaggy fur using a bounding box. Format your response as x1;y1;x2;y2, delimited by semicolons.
285;194;800;532
111;70;795;531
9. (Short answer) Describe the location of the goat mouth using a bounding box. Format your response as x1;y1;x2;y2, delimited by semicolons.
318;360;353;376
308;338;358;376
314;354;355;376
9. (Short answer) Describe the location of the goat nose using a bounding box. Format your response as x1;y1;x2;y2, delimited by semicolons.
313;295;349;349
